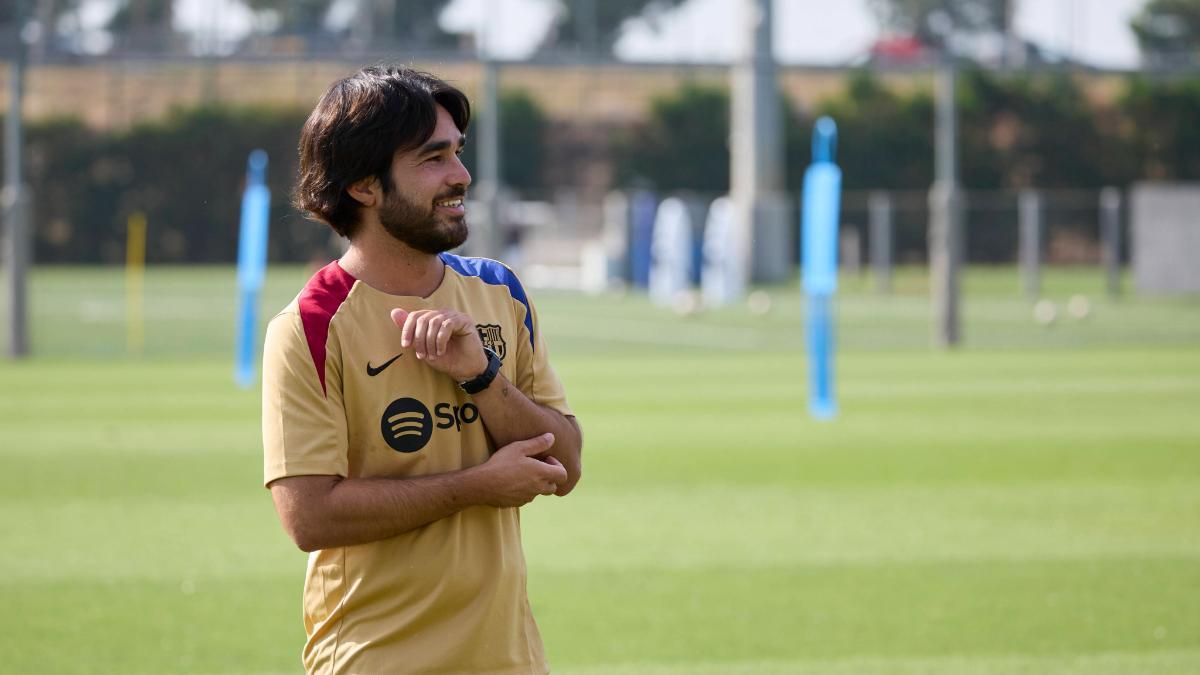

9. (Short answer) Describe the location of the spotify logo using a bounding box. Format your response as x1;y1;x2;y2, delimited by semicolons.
379;397;481;453
380;398;433;453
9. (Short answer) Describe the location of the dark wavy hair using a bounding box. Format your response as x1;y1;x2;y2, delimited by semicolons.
294;66;470;238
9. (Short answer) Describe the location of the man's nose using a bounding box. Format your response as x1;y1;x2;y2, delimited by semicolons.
451;155;472;188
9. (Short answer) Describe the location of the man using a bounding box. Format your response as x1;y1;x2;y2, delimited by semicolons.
262;65;582;674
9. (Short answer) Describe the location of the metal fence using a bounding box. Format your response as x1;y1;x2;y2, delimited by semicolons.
840;188;1125;267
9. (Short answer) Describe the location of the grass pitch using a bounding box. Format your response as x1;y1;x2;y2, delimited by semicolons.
0;265;1197;673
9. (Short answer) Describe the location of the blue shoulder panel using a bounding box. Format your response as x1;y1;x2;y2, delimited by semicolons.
440;253;535;350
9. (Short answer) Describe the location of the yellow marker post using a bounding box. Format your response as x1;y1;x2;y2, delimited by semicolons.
126;211;147;354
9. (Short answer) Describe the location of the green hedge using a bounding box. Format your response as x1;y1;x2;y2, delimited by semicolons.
8;71;1200;264
11;89;549;265
23;105;315;264
611;69;1200;261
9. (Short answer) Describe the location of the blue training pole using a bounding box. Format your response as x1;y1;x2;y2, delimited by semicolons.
801;118;842;420
235;150;271;389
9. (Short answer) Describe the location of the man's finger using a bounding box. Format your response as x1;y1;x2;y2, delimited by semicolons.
390;308;408;330
411;312;431;357
510;433;554;457
400;310;420;348
425;314;443;357
541;461;569;484
436;320;455;356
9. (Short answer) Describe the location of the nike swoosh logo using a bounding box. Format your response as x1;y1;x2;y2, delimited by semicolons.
366;353;403;377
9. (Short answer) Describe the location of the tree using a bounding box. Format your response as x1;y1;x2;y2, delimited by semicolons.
459;89;550;191
1120;76;1200;179
376;0;457;49
0;0;34;26
867;0;1010;52
106;0;174;49
611;77;822;195
613;83;730;193
242;0;336;35
951;68;1125;189
955;68;1130;261
1130;0;1200;65
544;0;686;53
811;70;934;191
107;0;173;31
240;0;456;48
806;68;1130;261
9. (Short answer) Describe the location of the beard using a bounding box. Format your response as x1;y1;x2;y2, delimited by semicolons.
378;187;469;255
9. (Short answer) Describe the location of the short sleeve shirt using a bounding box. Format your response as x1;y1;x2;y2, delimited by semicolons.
262;254;571;674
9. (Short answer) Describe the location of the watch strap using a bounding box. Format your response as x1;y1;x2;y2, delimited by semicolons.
459;347;502;394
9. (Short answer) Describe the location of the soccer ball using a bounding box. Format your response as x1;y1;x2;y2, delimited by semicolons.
672;290;700;316
1067;295;1091;320
747;291;772;315
1033;299;1058;325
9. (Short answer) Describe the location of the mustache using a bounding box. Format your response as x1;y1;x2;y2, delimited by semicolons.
434;187;467;202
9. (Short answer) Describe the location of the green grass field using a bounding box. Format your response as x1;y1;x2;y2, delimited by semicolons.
1;265;1198;674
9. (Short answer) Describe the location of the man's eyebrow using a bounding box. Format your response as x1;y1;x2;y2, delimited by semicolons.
418;135;466;155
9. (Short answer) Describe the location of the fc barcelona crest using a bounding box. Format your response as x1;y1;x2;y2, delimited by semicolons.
476;324;506;360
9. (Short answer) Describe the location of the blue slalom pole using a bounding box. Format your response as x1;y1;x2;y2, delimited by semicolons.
801;118;842;419
235;150;270;388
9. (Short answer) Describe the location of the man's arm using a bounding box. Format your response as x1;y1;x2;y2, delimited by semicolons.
270;433;566;552
471;375;582;496
392;308;583;495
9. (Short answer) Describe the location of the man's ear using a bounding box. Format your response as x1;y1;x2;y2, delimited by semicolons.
347;176;381;208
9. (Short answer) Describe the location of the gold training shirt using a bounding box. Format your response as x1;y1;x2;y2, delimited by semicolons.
262;254;571;674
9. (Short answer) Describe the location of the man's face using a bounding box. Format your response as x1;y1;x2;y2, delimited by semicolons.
378;105;471;254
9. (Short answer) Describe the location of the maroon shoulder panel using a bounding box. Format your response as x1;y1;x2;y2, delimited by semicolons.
297;261;356;395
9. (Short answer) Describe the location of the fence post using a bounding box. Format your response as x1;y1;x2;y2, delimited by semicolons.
1019;189;1042;300
868;191;892;294
929;61;961;348
841;227;861;276
929;183;963;348
4;6;30;359
1100;186;1122;298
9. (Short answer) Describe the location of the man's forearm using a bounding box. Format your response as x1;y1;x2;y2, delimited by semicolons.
270;433;564;552
471;373;582;493
270;468;489;552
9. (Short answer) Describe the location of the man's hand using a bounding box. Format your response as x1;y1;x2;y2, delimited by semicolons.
391;308;487;382
474;433;568;507
268;432;568;551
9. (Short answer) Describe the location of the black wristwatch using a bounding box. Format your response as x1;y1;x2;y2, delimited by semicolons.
458;347;502;394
